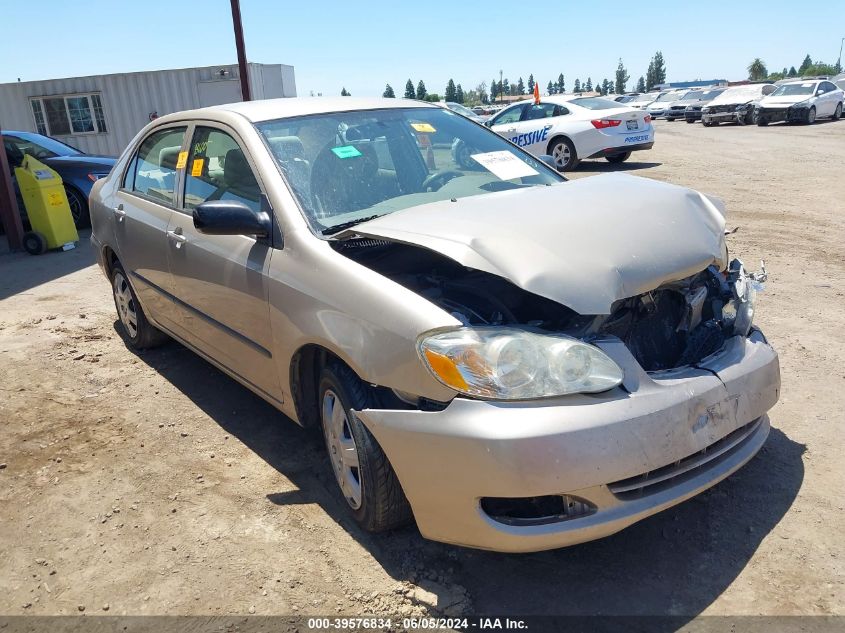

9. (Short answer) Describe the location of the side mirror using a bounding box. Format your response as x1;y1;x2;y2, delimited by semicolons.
484;120;493;127
193;200;271;237
817;89;826;95
539;155;556;169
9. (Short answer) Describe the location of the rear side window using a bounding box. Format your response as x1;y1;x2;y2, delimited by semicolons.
183;127;261;212
521;103;562;120
124;126;187;205
492;105;525;125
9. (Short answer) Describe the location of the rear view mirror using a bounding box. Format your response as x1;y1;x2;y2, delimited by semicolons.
193;200;271;237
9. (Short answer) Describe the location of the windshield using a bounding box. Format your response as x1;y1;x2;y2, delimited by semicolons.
680;91;704;101
5;132;82;159
630;93;655;102
700;89;725;100
770;83;816;97
655;92;681;102
257;107;563;235
446;103;477;117
569;97;622;110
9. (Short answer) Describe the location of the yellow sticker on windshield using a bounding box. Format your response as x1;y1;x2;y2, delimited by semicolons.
411;122;436;133
190;158;204;177
176;151;188;169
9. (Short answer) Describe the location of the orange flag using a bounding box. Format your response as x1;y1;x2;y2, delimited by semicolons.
533;82;541;104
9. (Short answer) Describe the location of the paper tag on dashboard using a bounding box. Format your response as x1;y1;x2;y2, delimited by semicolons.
470;151;538;180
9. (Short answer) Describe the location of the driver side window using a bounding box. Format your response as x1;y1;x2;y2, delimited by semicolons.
492;105;525;126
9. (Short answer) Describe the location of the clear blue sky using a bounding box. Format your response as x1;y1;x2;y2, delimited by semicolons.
3;1;844;95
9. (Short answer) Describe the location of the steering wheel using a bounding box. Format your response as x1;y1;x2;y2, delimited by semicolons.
421;170;464;192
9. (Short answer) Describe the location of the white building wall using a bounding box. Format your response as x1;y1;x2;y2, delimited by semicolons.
0;63;295;156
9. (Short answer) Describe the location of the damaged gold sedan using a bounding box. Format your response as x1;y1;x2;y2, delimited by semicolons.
89;97;780;552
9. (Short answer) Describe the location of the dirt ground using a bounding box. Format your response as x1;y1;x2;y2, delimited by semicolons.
1;118;843;622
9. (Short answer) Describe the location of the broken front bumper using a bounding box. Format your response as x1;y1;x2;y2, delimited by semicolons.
756;105;808;124
357;329;779;552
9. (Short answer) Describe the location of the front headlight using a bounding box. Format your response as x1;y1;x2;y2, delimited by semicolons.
418;327;624;400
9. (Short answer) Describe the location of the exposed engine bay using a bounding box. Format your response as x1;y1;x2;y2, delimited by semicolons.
335;239;763;373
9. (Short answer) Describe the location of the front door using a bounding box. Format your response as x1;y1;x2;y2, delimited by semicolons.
164;124;281;402
113;125;187;322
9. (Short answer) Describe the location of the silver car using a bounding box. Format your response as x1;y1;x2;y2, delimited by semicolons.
90;97;780;552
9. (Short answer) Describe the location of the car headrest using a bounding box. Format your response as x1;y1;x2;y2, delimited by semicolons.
159;146;182;170
224;148;252;186
268;135;306;162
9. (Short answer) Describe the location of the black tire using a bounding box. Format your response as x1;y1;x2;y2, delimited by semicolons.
22;231;47;255
685;118;695;124
110;260;168;349
64;186;90;229
546;136;579;171
833;103;842;121
606;151;632;164
702;120;717;127
318;362;412;532
805;106;816;125
757;118;768;126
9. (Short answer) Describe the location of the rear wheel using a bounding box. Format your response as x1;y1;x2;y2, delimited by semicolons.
606;152;632;164
319;363;412;532
547;137;579;171
111;261;168;349
65;186;89;229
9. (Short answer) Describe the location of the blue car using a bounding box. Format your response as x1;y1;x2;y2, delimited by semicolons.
3;130;116;228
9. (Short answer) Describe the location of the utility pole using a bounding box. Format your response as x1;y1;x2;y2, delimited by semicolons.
0;130;25;252
230;0;252;101
838;37;844;72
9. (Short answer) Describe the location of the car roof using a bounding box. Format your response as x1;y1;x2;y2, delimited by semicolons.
152;97;435;126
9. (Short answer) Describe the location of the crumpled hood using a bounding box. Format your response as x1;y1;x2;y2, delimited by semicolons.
345;173;727;315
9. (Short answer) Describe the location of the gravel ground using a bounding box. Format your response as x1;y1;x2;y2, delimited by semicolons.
0;117;843;621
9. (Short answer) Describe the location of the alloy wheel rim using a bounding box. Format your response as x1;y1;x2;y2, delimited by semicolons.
552;142;570;168
67;191;82;223
321;389;362;509
809;108;816;123
112;272;138;338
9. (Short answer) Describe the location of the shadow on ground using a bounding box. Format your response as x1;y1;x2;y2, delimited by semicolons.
128;331;803;620
575;161;662;173
0;229;94;301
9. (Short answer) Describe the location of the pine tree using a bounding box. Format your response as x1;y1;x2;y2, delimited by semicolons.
585;77;593;92
608;80;615;94
574;78;581;93
456;84;465;103
502;78;510;96
340;87;350;96
416;80;427;100
404;79;416;99
788;66;798;77
557;73;565;93
527;74;535;94
491;78;499;100
445;79;457;102
615;58;630;94
517;77;525;94
383;84;395;98
601;79;609;96
653;51;667;85
646;60;655;91
636;76;646;92
798;54;813;74
547;80;555;95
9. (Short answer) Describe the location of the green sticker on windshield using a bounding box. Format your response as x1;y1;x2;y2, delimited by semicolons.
331;145;362;159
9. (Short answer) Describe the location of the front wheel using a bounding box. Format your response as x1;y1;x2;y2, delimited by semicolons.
606;152;632;164
319;363;412;532
65;186;90;229
547;137;579;171
111;261;168;349
833;103;842;121
806;106;816;124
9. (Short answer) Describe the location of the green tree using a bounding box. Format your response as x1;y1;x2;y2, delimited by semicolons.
636;76;646;92
547;80;555;95
608;80;615;94
585;77;593;92
804;62;838;75
416;80;427;100
615;58;630;93
517;77;525;94
527;74;535;94
382;84;395;98
502;78;510;96
456;84;465;103
747;58;768;81
340;87;350;96
490;77;498;101
404;79;416;99
788;66;798;77
646;59;656;91
476;81;489;104
424;93;440;102
601;78;609;95
798;54;813;74
574;78;581;92
652;51;667;85
445;79;457;102
557;73;565;93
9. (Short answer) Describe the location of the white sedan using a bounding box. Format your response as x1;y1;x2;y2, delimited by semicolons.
486;96;654;171
755;79;844;125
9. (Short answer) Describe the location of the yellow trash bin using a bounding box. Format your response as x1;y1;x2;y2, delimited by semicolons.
14;155;79;255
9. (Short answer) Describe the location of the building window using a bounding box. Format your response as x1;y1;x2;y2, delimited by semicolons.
30;93;108;136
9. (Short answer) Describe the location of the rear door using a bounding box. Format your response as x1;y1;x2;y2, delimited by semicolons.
113;124;187;321
164;123;281;402
507;103;565;155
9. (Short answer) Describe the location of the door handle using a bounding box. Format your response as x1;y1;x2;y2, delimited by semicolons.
167;229;187;248
113;204;126;222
